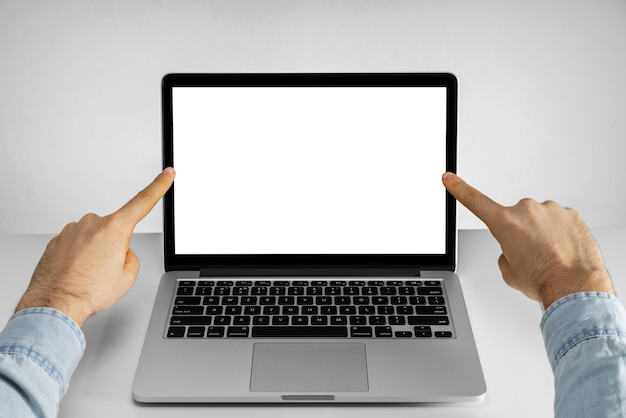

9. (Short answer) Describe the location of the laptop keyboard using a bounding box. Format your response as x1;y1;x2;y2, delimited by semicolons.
166;279;455;339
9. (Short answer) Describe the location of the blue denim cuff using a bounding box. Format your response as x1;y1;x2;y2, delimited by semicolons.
0;308;85;397
541;292;626;372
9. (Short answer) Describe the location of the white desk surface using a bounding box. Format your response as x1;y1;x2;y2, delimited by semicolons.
2;228;625;417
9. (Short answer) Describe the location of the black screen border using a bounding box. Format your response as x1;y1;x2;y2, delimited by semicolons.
162;73;457;275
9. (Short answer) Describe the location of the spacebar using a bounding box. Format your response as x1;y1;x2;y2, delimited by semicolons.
251;326;348;338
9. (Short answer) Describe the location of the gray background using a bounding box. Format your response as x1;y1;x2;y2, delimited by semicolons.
1;0;625;234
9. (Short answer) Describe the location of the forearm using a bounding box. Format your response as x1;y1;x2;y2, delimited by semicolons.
0;308;85;418
541;293;626;417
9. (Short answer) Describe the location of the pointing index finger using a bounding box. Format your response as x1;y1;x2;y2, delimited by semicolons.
442;172;504;229
114;167;176;230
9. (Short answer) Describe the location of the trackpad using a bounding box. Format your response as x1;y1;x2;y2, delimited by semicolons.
250;343;369;392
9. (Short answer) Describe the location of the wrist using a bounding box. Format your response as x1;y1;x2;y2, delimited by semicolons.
15;291;93;327
538;270;615;310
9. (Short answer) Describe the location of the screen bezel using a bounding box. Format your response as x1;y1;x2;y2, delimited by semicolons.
162;73;457;275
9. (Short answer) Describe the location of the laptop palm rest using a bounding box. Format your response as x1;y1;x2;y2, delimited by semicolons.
250;343;369;393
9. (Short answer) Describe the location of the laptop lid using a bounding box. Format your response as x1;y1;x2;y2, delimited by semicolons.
161;73;457;276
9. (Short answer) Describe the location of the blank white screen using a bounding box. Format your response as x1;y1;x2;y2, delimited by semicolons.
173;86;447;255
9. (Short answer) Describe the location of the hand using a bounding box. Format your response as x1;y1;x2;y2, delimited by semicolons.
15;167;176;326
442;172;614;310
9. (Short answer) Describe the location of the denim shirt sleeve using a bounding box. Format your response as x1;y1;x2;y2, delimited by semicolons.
541;292;626;417
0;308;85;418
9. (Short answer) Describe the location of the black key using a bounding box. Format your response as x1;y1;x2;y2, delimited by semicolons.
278;296;295;305
415;306;447;315
254;281;272;287
330;316;348;325
206;326;225;337
253;316;270;325
350;280;366;286
251;326;348;338
292;316;308;325
395;331;413;338
187;326;205;337
306;287;323;296
236;281;253;286
396;306;414;315
380;287;396;295
167;326;185;337
288;287;305;295
282;306;299;315
179;280;196;287
203;296;220;305
234;316;251;325
214;316;231;325
172;306;204;315
320;306;337;315
366;280;383;286
417;287;443;296
343;287;359;296
270;287;286;295
407;280;422;286
311;280;327;286
222;296;239;305
214;287;231;296
390;296;408;305
293;280;309;286
251;287;268;295
388;316;406;325
350;316;367;325
330;280;347;286
175;296;201;305
362;287;378;296
340;306;356;315
297;296;314;305
198;280;215;287
377;306;394;315
408;316;450;326
263;306;280;315
259;296;276;305
358;306;375;315
302;306;318;315
325;287;342;296
272;316;289;325
375;326;393;337
195;287;212;296
233;287;249;296
244;306;262;315
428;296;446;305
368;316;386;325
227;326;249;337
387;281;404;286
372;296;389;305
217;280;234;287
424;281;441;286
414;326;433;338
205;306;223;315
315;296;332;305
435;331;453;338
335;296;351;305
410;296;427;305
353;296;370;305
398;287;415;295
241;296;258;305
311;316;328;325
350;326;373;337
225;306;242;315
273;281;290;286
177;286;194;295
170;316;212;325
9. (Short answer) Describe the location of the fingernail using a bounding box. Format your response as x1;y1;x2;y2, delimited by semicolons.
442;172;455;181
163;167;174;174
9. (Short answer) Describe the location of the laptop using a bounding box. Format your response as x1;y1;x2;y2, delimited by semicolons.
132;73;486;403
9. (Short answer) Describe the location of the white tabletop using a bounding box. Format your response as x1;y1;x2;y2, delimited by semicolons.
1;228;625;417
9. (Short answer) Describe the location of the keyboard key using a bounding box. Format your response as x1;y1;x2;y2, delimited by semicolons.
206;326;225;337
417;287;443;296
415;306;447;315
350;326;373;337
177;286;194;295
227;326;249;337
435;331;453;338
170;316;212;325
179;280;196;287
198;281;215;287
214;316;231;325
349;316;367;325
216;281;234;287
424;281;441;286
234;316;251;325
253;316;270;325
278;296;294;305
368;316;386;325
292;316;308;325
408;316;450;326
172;306;204;315
205;306;223;315
395;331;413;338
236;281;253;286
375;326;393;337
225;306;242;315
414;326;433;338
272;316;289;325
428;296;446;305
175;296;201;305
311;316;328;325
187;326;205;338
330;316;348;325
302;306;318;315
251;326;348;338
167;326;185;337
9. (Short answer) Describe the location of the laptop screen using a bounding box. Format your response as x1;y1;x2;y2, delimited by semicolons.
162;74;457;273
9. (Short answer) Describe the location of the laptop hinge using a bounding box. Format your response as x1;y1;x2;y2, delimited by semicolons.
199;268;422;277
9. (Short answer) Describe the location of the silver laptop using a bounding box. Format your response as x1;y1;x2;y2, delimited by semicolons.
132;73;486;403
